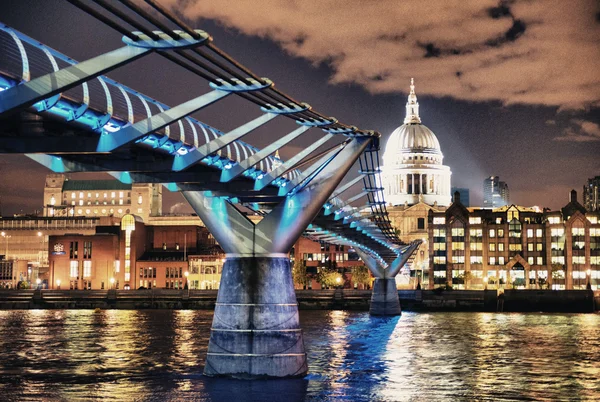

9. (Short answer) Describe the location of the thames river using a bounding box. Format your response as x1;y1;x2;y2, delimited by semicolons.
0;310;598;401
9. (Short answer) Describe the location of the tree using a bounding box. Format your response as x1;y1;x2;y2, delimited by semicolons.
292;260;309;289
550;263;564;288
351;265;371;288
316;266;342;289
463;271;473;290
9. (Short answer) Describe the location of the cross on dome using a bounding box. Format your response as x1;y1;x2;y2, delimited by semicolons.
404;78;421;124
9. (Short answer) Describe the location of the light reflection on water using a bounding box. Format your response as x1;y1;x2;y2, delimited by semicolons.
0;310;599;401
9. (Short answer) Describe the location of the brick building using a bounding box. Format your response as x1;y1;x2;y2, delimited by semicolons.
47;214;224;290
428;190;600;290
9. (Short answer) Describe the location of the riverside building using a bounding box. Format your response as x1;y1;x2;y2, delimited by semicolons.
43;174;162;222
47;214;225;290
428;190;599;290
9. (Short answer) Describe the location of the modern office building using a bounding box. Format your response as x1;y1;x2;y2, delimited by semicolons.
583;176;600;212
428;190;599;290
483;176;509;208
43;174;162;222
451;187;470;207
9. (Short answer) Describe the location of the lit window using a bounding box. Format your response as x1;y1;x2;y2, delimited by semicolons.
537;243;543;251
138;195;143;205
77;209;82;214
489;229;496;238
102;209;106;214
489;257;496;265
498;256;505;265
79;200;83;206
119;191;124;198
536;229;543;237
70;261;79;278
527;229;533;237
528;257;534;265
548;216;561;224
115;260;120;272
588;216;598;224
537;257;543;265
469;217;481;225
451;228;464;237
85;209;90;214
572;227;585;236
49;196;55;206
489;243;496;251
104;193;107;198
83;261;92;278
527;243;533;252
72;193;76;199
87;193;91;198
498;229;504;237
498;243;504;252
79;192;84;198
496;218;502;224
111;192;116;198
121;214;136;231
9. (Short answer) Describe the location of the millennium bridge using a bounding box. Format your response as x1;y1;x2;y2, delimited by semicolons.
0;0;419;378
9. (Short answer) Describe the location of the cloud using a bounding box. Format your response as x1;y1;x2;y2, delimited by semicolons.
554;119;600;142
162;0;600;110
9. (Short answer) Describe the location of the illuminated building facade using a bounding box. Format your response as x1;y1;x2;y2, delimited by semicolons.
47;215;225;290
483;176;509;208
380;79;452;287
382;79;452;207
43;174;162;221
428;190;599;290
583;175;600;212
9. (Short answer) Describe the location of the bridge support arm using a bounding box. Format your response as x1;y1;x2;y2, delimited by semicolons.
181;136;371;378
387;241;422;278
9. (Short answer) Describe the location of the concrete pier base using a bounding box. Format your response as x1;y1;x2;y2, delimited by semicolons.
370;278;401;316
204;257;307;379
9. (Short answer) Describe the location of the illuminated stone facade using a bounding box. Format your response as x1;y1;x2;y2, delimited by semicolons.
43;174;162;222
428;191;600;290
381;79;452;207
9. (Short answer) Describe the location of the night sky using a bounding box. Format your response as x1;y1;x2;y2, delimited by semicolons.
0;0;599;216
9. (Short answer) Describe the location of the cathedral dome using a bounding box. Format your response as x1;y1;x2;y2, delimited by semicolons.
386;124;441;156
381;78;452;207
383;78;442;160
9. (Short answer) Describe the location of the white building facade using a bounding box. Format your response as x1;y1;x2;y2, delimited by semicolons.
382;79;452;207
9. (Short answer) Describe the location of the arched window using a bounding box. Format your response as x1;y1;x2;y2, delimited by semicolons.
121;214;136;231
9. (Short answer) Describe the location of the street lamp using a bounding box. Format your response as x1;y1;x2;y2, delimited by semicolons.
184;271;190;296
483;276;488;290
56;279;61;289
36;278;41;290
110;277;115;289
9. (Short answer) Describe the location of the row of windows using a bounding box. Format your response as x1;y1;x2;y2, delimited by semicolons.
68;192;142;203
69;242;92;259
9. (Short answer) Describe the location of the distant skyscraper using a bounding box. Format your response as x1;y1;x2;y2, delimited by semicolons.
583;176;600;212
451;187;470;207
483;176;509;208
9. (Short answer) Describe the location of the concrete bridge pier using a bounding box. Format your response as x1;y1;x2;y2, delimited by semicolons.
356;241;420;316
183;137;372;378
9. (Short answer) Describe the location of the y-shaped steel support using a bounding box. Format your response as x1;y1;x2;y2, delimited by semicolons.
356;241;421;315
183;136;372;379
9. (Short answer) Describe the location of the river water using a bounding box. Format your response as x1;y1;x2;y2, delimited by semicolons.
0;310;598;401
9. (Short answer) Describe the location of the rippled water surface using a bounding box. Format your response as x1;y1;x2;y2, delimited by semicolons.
0;310;599;401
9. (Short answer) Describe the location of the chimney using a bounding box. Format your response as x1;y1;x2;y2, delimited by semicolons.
570;189;577;203
453;191;461;204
